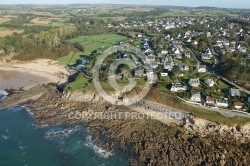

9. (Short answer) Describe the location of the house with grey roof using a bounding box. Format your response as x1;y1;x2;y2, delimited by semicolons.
188;78;200;87
190;92;201;102
179;64;189;71
134;69;145;77
230;88;240;97
170;82;187;92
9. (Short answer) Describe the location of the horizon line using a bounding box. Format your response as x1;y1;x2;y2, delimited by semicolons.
0;3;249;10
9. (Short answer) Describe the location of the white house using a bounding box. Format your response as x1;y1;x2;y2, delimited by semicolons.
204;79;215;87
179;64;189;71
190;93;201;102
193;41;198;45
175;54;182;59
202;48;213;60
161;72;168;77
197;65;206;73
239;47;247;53
160;50;168;55
230;88;240;97
185;52;191;58
170;82;187;92
188;78;200;87
234;102;244;109
216;98;229;107
164;62;174;70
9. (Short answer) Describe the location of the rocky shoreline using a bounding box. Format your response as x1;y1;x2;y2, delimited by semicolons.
1;85;250;165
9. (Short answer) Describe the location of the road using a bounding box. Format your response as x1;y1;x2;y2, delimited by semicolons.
182;43;250;95
177;96;250;118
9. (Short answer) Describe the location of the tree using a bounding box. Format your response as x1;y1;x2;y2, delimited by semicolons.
72;42;84;52
197;41;206;52
169;66;181;79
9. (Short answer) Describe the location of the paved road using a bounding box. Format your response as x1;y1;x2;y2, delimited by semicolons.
177;96;250;118
188;102;250;118
182;43;250;95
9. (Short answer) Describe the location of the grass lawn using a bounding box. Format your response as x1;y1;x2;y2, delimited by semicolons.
68;34;127;54
57;34;127;64
67;74;90;91
57;51;86;64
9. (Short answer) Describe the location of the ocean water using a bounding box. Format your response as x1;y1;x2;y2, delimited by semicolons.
0;106;129;166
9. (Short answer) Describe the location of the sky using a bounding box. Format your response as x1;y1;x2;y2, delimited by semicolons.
1;0;250;9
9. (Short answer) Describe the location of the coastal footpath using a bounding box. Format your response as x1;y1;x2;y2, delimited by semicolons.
1;85;250;165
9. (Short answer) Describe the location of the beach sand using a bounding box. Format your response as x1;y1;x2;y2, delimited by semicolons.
0;59;69;90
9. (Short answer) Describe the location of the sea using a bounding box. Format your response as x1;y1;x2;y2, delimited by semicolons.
0;91;129;166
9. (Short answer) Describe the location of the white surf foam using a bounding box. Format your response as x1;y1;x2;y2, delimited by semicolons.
20;106;34;116
0;90;8;100
84;135;113;159
1;134;10;140
44;125;80;140
0;90;8;96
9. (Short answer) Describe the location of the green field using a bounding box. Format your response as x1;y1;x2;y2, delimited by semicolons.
58;34;127;64
68;34;127;53
57;51;86;64
67;74;90;91
149;9;239;18
23;22;65;27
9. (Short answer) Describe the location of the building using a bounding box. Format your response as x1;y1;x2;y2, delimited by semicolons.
185;52;191;58
170;82;187;92
160;50;168;55
190;93;201;102
134;69;145;77
188;78;200;87
234;102;244;109
230;88;240;97
179;64;189;71
216;98;229;107
202;48;213;60
161;72;168;77
197;65;206;73
205;96;216;105
248;97;250;103
164;62;174;70
204;79;215;87
146;70;155;83
150;62;158;69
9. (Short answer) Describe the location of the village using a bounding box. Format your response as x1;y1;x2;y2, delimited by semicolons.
98;16;250;113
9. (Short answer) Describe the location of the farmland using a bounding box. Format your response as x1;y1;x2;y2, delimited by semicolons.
0;28;23;38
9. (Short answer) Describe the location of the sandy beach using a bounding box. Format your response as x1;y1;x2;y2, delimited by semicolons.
0;59;69;90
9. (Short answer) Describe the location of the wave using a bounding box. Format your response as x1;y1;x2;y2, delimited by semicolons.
20;106;34;116
84;135;113;159
0;90;8;100
0;90;8;96
44;125;80;140
1;134;10;140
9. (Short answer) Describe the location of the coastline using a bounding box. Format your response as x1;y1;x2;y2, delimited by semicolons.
1;60;250;165
1;84;250;165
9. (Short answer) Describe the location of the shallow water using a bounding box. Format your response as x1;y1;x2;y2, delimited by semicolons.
0;70;47;89
0;107;129;166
